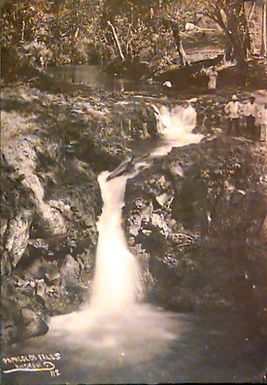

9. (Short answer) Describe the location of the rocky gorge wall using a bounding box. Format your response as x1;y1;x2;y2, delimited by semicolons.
1;80;158;345
124;136;267;344
1;77;266;352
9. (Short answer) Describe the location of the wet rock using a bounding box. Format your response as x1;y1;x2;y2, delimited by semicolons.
151;212;172;237
48;199;71;216
36;279;46;298
1;322;18;345
4;209;32;269
113;102;159;140
21;308;37;326
59;254;80;283
44;270;61;285
128;213;142;237
22;318;49;339
124;136;267;325
38;202;67;236
155;193;174;208
169;160;184;177
28;238;49;260
2;79;146;344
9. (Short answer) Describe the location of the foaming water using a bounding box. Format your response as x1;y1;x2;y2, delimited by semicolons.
5;105;264;384
151;104;203;156
90;103;203;313
90;172;142;311
49;303;186;368
46;103;203;366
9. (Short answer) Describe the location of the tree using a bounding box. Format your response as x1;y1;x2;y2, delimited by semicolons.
202;0;251;68
1;0;256;77
100;0;165;63
162;18;189;66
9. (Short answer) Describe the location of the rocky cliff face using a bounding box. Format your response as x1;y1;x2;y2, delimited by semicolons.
124;137;267;339
1;81;159;345
2;78;266;349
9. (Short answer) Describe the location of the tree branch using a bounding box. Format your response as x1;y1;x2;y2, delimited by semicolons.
107;20;125;61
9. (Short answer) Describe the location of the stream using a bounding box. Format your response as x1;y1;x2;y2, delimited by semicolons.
2;66;266;384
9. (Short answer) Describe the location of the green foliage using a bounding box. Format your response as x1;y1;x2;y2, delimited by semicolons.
1;0;252;79
1;0;102;69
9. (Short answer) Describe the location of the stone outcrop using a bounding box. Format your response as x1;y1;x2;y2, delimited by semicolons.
124;137;267;339
1;78;266;348
0;81;159;344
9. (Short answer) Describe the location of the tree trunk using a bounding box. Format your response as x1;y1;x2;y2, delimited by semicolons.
21;20;25;41
171;23;189;66
107;20;125;61
260;0;267;56
206;1;251;69
225;1;250;67
248;2;256;22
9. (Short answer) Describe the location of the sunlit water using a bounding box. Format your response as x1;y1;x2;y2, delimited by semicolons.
3;105;266;384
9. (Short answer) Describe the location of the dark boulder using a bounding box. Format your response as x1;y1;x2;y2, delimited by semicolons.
124;136;267;334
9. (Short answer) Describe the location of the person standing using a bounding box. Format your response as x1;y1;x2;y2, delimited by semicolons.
258;103;267;142
224;95;241;136
244;96;258;138
206;66;218;92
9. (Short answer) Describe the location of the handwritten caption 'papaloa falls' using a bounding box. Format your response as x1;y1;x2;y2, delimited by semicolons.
2;352;61;377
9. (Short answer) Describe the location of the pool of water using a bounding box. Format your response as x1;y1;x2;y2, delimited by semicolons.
2;310;266;384
46;64;159;93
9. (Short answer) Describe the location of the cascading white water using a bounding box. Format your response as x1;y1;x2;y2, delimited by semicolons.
90;171;142;311
151;103;202;156
90;102;203;312
8;103;264;385
48;103;203;366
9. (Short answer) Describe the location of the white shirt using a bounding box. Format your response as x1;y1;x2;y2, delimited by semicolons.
225;101;240;119
259;108;267;124
244;102;257;117
207;69;218;90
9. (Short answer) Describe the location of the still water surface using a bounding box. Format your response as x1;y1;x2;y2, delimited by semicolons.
46;64;159;93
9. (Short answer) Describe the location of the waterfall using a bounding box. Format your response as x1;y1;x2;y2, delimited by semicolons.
48;103;203;365
90;171;142;311
90;102;203;312
151;103;202;156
